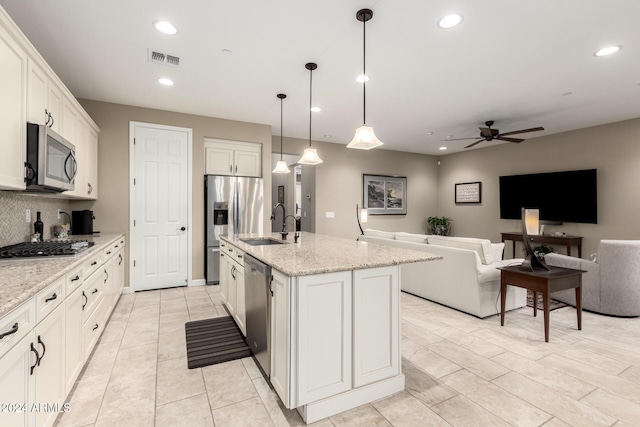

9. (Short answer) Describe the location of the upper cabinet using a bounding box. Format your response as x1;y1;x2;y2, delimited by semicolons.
0;5;99;198
205;138;261;177
0;15;27;190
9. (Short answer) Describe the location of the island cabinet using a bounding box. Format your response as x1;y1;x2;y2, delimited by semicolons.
271;265;401;423
219;243;247;335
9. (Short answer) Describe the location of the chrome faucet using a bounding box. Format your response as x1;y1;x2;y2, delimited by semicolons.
271;203;288;239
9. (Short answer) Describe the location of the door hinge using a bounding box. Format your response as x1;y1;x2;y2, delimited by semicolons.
133;138;136;145
133;260;136;267
133;178;136;185
133;220;136;226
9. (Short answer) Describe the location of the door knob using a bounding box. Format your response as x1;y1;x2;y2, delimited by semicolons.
180;227;186;231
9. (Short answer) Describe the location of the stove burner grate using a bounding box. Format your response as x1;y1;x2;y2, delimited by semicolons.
0;240;95;258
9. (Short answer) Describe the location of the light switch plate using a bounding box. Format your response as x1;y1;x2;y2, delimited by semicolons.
325;212;335;218
26;209;31;223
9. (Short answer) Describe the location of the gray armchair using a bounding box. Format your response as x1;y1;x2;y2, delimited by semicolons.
545;240;640;317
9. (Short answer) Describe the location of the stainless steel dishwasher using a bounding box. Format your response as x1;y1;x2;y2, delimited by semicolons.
244;254;272;378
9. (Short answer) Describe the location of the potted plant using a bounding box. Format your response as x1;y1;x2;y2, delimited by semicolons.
533;244;554;260
427;216;452;236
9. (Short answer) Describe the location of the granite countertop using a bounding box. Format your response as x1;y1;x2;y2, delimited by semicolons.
0;233;124;317
221;232;441;277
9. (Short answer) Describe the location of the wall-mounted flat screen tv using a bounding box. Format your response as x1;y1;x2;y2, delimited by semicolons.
499;169;597;224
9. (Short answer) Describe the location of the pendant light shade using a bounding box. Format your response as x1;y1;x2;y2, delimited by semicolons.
272;93;291;174
298;63;323;165
347;9;383;150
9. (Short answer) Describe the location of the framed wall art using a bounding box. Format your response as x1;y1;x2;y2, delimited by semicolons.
455;181;482;204
363;174;407;215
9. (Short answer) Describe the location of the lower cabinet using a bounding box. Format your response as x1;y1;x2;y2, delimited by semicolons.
0;334;35;427
271;265;400;412
219;243;246;336
219;251;230;304
64;287;84;392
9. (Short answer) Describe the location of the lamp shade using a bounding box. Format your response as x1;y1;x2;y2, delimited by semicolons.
347;125;384;150
272;160;291;174
524;209;540;235
298;147;323;165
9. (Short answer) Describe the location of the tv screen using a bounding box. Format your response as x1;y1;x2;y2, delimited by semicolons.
499;169;597;224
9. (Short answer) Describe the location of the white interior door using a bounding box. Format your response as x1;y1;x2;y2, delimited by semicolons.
131;123;191;291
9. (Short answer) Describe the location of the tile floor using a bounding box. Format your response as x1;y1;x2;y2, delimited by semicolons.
55;286;640;426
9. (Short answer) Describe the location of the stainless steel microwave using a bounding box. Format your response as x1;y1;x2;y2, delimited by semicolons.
25;122;76;192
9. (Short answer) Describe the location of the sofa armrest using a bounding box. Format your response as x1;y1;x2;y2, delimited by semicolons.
491;243;505;261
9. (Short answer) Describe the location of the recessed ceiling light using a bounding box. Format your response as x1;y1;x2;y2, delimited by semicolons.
324;134;332;139
153;21;177;35
439;146;448;151
355;75;370;83
438;14;463;29
158;78;174;86
594;45;621;57
446;135;452;140
310;106;321;112
562;91;573;96
427;132;434;136
221;49;232;56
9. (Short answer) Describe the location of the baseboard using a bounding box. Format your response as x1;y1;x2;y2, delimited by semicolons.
189;278;206;287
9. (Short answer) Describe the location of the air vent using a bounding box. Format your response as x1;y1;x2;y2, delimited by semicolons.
148;50;180;67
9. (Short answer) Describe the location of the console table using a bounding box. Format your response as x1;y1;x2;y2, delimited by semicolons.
501;232;583;258
499;265;583;342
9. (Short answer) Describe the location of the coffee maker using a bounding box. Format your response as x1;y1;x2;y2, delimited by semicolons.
72;210;95;235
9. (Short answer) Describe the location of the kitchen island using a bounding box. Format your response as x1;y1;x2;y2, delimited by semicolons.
219;232;441;423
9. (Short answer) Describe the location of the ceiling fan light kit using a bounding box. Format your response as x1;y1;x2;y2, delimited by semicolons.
298;62;323;165
347;8;383;150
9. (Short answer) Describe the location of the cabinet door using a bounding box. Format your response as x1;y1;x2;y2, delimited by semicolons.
0;22;27;190
0;333;35;427
219;252;229;303
226;261;237;317
270;269;290;407
34;303;65;427
27;57;48;125
86;127;98;199
112;248;125;303
61;96;77;143
205;146;234;175
352;266;400;387
233;260;246;336
294;271;352;406
46;82;62;134
234;149;261;177
64;287;84;396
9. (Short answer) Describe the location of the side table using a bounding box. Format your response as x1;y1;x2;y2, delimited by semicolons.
499;265;584;342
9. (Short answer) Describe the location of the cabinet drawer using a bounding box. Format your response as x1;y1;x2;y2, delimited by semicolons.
35;275;65;323
112;237;126;252
0;299;35;358
65;264;84;294
84;251;103;277
233;248;245;267
224;244;235;258
82;268;105;323
83;297;106;360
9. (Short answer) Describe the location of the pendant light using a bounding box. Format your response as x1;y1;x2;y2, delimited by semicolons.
298;62;323;165
347;9;383;150
272;93;291;174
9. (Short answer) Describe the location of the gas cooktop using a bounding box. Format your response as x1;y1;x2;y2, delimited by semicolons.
0;240;95;258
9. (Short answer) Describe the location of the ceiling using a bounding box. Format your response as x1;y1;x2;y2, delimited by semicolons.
2;0;639;155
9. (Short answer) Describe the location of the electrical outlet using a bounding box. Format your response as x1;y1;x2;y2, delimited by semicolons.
57;209;61;219
26;209;31;223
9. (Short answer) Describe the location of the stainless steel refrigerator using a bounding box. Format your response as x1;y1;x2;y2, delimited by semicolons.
206;175;263;284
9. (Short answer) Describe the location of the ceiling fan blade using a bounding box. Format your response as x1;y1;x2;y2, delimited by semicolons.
442;137;483;141
464;139;486;149
479;127;493;138
499;126;544;137
496;136;524;143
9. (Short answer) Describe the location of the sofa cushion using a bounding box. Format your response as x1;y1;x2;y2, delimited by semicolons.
363;229;395;240
491;243;505;261
427;235;495;265
394;232;428;244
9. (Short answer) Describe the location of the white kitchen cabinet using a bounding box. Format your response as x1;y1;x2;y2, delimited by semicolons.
86;127;99;199
64;286;84;394
61;96;77;143
33;303;65;427
219;243;247;335
28;61;63;133
270;269;290;405
204;139;261;177
352;266;400;387
0;17;27;191
219;250;230;306
232;252;246;336
0;333;35;427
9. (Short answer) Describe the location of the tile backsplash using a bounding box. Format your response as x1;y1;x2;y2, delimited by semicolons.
0;191;71;247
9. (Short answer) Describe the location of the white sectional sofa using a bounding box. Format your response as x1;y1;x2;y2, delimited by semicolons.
359;229;526;318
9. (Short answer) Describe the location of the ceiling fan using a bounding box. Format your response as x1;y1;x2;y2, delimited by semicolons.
447;120;545;149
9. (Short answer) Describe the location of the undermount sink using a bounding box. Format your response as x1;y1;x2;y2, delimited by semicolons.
240;238;285;246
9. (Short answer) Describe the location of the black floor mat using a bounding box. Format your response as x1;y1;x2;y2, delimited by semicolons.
185;316;251;369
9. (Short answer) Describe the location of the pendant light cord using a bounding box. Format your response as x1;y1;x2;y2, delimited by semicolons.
280;97;284;160
309;68;313;148
363;16;366;125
